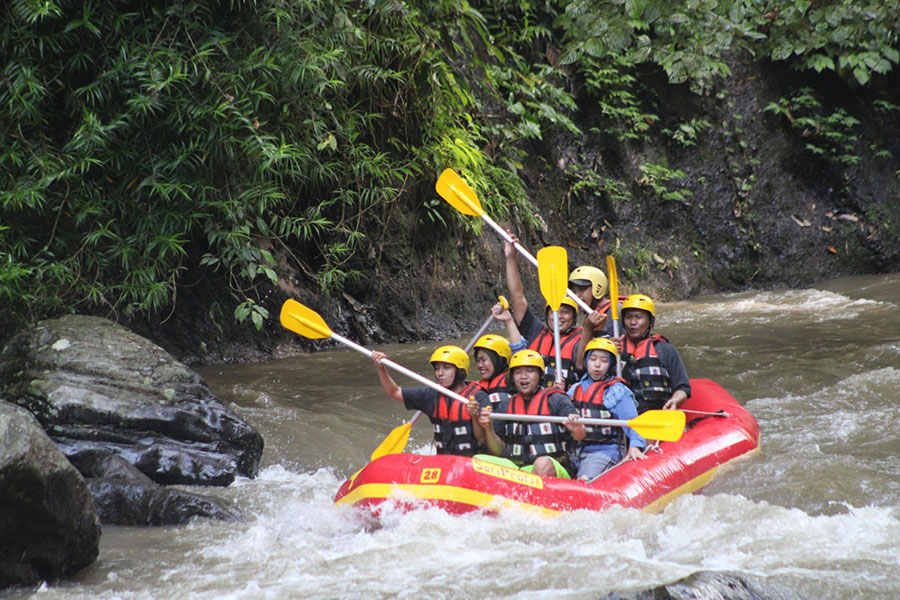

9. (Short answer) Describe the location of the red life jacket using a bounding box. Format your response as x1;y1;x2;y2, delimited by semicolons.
480;372;511;410
571;377;628;445
622;334;672;413
529;326;583;388
500;388;571;465
431;381;481;456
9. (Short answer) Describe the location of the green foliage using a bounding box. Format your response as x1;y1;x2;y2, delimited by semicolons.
0;0;554;328
765;88;863;165
758;0;900;86
2;0;898;334
663;119;712;148
638;164;693;206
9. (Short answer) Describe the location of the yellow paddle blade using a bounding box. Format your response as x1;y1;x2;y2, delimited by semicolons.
629;410;686;442
279;299;333;340
370;422;413;461
606;255;619;320
537;246;568;311
435;168;484;217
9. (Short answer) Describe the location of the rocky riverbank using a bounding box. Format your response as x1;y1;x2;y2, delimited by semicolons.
0;315;263;588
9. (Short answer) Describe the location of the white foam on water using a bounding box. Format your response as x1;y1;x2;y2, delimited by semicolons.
19;461;900;600
665;288;885;325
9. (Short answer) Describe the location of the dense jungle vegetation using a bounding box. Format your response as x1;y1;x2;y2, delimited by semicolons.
2;0;899;344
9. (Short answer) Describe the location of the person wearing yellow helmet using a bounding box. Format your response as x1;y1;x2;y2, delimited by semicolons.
371;344;488;456
568;265;623;373
565;337;646;480
503;236;583;389
470;331;514;409
464;299;531;447
568;266;614;331
618;294;691;413
472;349;579;479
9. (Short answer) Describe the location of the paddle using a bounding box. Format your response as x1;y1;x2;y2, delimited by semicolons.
606;255;622;377
279;299;476;460
436;169;592;314
489;410;685;443
537;246;568;385
463;295;509;353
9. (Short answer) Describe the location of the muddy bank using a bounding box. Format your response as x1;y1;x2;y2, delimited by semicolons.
117;61;900;365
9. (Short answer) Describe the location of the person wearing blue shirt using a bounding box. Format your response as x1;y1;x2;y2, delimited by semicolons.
565;337;647;480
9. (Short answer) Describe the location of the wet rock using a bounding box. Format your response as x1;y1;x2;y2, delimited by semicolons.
0;315;263;486
71;450;240;525
0;401;100;588
599;570;800;600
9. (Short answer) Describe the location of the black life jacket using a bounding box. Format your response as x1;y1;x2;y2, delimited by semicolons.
480;372;511;410
529;326;583;388
571;377;628;445
430;381;481;456
501;388;571;465
622;334;672;413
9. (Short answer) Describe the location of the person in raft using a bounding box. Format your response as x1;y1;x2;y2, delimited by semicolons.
569;265;618;374
504;237;583;389
473;302;527;409
371;345;487;456
471;349;580;479
617;294;691;414
567;337;646;480
568;265;615;337
472;334;512;409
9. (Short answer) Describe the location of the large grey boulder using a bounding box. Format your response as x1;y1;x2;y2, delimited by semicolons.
70;450;240;525
0;402;100;587
599;571;800;600
0;315;263;487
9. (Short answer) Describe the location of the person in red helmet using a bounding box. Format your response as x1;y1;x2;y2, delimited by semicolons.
617;294;691;414
371;345;487;456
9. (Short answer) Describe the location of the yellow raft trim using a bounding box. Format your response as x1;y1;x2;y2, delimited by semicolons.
335;482;560;516
337;445;763;517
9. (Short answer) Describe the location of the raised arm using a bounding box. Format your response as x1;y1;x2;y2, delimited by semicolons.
493;304;524;349
504;236;528;324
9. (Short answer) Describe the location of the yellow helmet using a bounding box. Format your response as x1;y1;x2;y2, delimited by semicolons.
429;345;469;375
473;334;512;362
508;349;545;371
569;266;608;299
621;294;657;317
546;295;579;314
584;337;618;361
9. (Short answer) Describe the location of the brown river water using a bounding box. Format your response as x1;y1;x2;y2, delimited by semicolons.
6;274;900;599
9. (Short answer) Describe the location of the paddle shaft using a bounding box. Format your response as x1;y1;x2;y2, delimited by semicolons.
681;409;730;417
479;212;592;314
552;310;563;384
490;413;632;428
333;331;471;404
464;313;496;353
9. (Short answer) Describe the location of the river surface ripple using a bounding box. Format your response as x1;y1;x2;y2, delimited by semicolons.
7;274;900;599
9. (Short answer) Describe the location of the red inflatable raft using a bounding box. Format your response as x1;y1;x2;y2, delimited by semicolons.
334;379;760;516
